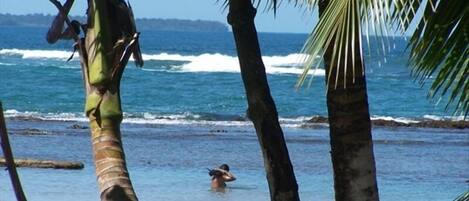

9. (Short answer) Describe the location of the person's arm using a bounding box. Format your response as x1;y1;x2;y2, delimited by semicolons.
208;169;223;177
223;172;236;182
216;169;236;182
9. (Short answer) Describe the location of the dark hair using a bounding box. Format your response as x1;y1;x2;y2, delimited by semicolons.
208;169;222;177
219;164;229;172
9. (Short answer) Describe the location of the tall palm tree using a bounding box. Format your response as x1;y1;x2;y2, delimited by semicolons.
47;0;143;200
226;0;300;201
317;1;379;200
294;0;468;200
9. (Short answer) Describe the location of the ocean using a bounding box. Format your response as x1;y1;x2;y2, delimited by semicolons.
0;26;467;201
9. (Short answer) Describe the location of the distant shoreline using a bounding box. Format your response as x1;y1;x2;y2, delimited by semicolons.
0;13;228;33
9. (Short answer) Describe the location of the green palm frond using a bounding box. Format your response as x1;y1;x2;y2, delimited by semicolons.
406;0;468;116
297;0;372;89
454;191;469;201
297;0;468;116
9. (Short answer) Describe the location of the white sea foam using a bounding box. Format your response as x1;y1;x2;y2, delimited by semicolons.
370;115;420;124
2;110;253;127
3;110;308;127
3;110;466;128
145;52;323;75
0;62;15;66
422;115;466;121
371;115;466;123
0;48;73;60
3;109;88;122
0;48;324;75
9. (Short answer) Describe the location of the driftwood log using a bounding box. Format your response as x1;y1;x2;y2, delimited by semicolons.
0;158;84;170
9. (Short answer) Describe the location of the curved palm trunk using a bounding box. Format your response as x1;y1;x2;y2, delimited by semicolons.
319;1;379;201
0;102;27;201
82;1;139;200
227;1;300;201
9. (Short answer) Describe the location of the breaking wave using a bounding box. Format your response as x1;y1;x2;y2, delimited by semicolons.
0;48;324;75
4;110;467;129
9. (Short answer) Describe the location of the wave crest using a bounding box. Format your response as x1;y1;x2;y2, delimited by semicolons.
0;48;324;75
4;110;467;129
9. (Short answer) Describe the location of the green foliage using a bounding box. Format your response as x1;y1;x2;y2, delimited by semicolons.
292;0;468;116
407;0;468;116
99;92;123;122
85;92;102;116
454;191;469;201
86;0;112;86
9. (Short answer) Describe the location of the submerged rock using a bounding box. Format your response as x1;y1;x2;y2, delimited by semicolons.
209;129;228;133
412;120;468;129
372;119;410;127
68;124;89;129
307;116;328;124
306;116;469;129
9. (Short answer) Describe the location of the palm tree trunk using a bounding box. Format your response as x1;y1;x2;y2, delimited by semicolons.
0;102;27;201
83;1;138;200
319;1;379;201
89;116;137;201
227;1;300;201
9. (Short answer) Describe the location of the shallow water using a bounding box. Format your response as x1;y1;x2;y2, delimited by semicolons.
1;26;468;201
0;119;467;201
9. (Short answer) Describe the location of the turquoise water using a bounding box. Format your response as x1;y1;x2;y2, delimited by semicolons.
0;26;456;121
0;119;468;201
0;26;468;200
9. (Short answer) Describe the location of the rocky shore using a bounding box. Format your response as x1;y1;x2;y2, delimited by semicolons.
306;116;469;129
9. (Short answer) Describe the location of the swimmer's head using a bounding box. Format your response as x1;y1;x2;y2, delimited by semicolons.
219;164;229;172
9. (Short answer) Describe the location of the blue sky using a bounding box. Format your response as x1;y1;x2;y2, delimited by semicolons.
0;0;318;33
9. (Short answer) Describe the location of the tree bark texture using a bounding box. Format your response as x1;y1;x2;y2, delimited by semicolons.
82;1;138;200
227;1;300;201
319;1;380;201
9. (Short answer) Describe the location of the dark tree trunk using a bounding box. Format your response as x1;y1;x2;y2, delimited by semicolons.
319;1;379;201
0;102;27;201
227;1;300;201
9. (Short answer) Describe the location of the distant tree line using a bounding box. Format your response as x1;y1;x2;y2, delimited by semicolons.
0;13;228;32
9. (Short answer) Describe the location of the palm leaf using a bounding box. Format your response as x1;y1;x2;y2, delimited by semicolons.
454;191;469;201
406;0;468;116
297;0;468;116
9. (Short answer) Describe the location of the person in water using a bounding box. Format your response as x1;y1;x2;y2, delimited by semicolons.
208;164;236;189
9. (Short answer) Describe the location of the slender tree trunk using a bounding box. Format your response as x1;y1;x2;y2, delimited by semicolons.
0;102;27;201
319;1;379;201
83;1;138;200
227;1;300;201
46;0;139;199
